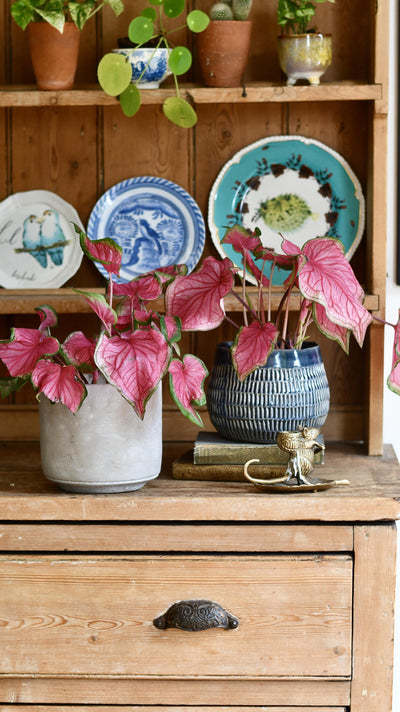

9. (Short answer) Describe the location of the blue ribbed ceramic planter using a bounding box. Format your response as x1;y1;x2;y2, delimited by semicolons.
206;341;330;443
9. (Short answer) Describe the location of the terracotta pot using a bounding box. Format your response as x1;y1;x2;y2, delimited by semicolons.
28;22;80;90
277;33;332;86
197;20;252;87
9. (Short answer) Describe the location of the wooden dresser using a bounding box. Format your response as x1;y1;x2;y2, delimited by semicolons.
0;440;398;712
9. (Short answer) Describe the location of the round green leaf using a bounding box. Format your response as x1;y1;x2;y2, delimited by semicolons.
128;16;154;44
120;84;141;117
97;54;132;97
163;0;184;18
148;0;163;5
187;9;210;32
141;7;157;21
169;46;192;76
163;97;197;128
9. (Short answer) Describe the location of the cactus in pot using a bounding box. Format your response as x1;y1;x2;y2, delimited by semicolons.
210;0;252;21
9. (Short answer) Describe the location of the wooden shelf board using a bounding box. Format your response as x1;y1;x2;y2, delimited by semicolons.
0;287;380;314
0;81;382;107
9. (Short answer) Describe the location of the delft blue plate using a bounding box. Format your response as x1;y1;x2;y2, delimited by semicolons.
87;177;206;283
0;190;84;289
208;136;365;285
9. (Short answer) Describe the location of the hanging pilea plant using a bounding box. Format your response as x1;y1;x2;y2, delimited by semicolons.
97;0;209;129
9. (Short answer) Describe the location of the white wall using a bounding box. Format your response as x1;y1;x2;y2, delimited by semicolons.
383;0;399;708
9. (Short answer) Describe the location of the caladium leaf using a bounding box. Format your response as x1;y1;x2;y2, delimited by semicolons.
35;304;58;332
113;273;162;302
62;331;97;370
0;328;59;377
133;309;153;326
95;328;171;418
312;302;350;353
222;224;269;286
160;315;181;343
74;289;117;332
222;224;263;254
155;264;188;284
168;354;208;426
166;256;235;330
290;237;373;348
32;361;86;413
231;320;279;380
388;311;400;395
75;225;122;277
115;297;133;330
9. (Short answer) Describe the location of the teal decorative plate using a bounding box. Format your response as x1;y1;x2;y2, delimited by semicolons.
208;136;365;285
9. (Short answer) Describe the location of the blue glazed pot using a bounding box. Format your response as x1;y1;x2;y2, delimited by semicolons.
206;341;330;443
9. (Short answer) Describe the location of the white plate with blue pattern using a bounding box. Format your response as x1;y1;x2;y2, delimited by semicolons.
0;190;84;289
87;177;206;282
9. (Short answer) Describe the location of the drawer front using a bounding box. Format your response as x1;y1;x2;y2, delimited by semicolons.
0;555;352;679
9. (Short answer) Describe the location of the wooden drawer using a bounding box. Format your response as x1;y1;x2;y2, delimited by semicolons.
0;555;352;679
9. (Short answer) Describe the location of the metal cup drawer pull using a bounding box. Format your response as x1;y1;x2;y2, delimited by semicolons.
153;599;239;632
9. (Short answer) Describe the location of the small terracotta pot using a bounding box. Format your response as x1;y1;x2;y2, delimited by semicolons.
28;22;80;90
197;20;252;87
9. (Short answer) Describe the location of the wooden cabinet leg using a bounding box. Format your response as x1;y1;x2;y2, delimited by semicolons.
351;524;397;710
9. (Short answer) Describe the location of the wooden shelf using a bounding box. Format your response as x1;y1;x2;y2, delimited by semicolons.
0;287;380;314
0;81;382;107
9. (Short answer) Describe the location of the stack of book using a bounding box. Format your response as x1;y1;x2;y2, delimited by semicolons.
172;431;324;481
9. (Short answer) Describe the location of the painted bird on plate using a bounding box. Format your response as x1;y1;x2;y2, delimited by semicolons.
39;209;66;266
22;214;47;268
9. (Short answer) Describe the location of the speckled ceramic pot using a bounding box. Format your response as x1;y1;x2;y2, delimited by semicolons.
39;384;162;493
206;341;330;443
278;33;332;86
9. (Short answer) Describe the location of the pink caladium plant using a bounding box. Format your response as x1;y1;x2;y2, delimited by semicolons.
0;226;209;424
166;224;375;381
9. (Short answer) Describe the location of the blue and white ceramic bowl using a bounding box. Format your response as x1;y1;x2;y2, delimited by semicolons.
112;48;172;88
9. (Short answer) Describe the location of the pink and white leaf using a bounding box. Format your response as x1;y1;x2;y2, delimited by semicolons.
155;264;188;283
160;315;181;344
222;224;263;254
35;304;58;332
95;328;171;418
312;302;350;353
74;290;117;332
232;320;279;380
0;328;59;377
76;226;122;277
297;238;372;347
62;331;97;369
387;311;400;395
113;273;162;302
168;354;208;426
32;360;86;413
165;256;235;330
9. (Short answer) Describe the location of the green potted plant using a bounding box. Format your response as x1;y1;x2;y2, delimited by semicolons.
11;0;125;90
197;0;253;87
97;0;209;129
277;0;335;85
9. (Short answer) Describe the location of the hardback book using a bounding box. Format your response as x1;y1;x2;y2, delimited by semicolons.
172;450;298;482
193;431;325;466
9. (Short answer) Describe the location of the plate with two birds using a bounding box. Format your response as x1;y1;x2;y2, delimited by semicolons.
0;190;84;288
